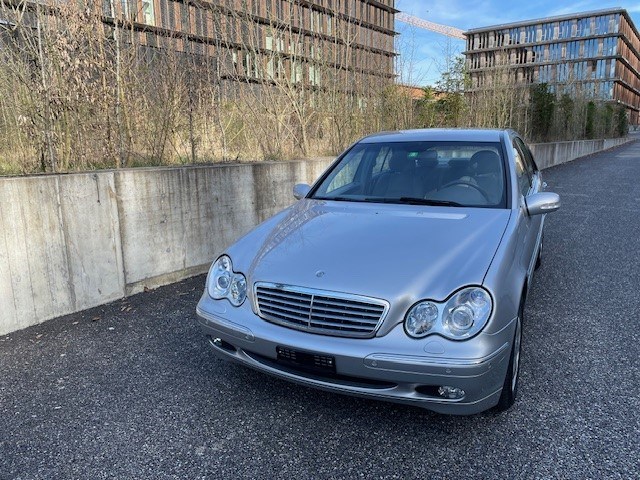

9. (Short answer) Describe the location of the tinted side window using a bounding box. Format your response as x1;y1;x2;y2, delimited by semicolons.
515;137;537;178
513;141;531;196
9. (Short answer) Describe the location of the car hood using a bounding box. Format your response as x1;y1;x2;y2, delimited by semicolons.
228;199;510;311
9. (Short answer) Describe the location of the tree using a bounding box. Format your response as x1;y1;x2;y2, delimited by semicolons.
585;101;596;139
435;55;467;94
600;104;614;138
530;83;555;141
416;87;437;127
558;94;574;139
616;105;629;137
434;55;468;127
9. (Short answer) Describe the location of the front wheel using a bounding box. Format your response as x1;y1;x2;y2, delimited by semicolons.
495;302;523;411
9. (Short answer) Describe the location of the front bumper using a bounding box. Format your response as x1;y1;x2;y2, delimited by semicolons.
196;295;516;415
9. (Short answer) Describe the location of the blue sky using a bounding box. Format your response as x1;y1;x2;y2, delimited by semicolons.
395;0;640;86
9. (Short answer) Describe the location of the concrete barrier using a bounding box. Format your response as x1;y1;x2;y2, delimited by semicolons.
0;158;333;335
529;137;632;169
0;137;633;335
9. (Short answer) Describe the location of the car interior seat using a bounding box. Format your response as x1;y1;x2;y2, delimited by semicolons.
440;158;471;187
469;150;503;204
415;150;439;196
370;149;417;198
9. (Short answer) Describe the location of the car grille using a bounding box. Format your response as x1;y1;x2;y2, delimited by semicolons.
254;283;388;338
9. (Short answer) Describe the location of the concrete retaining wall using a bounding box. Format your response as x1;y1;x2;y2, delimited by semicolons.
0;159;332;335
0;137;633;335
529;137;632;169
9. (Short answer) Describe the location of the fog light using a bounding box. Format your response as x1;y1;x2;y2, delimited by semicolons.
438;386;465;399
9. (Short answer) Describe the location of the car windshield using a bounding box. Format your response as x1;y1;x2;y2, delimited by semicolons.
311;141;507;208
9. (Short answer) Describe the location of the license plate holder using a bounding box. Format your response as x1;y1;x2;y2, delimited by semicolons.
276;346;336;374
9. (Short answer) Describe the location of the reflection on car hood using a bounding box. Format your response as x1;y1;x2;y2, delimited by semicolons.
228;199;511;306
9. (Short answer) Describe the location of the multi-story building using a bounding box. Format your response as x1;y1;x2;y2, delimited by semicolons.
100;0;398;88
1;1;397;88
464;9;640;124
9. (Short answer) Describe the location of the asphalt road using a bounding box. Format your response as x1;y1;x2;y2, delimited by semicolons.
1;141;639;479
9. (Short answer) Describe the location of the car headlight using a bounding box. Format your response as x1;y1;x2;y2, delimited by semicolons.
405;301;439;338
207;255;247;306
404;287;492;340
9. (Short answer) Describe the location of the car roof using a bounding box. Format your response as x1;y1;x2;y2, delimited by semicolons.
358;128;509;144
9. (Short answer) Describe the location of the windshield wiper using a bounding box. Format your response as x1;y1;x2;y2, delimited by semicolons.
313;196;395;203
313;196;362;202
313;196;463;207
396;197;464;207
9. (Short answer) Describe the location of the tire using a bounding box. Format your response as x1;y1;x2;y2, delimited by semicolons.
535;234;543;270
495;300;524;412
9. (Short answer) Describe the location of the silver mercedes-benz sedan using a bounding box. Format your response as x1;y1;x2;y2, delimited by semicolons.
196;129;560;415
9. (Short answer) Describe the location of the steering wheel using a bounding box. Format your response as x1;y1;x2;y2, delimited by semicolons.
438;179;491;202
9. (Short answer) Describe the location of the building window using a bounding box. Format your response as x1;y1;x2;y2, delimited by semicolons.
181;3;190;33
598;81;613;99
558;20;570;39
595;15;608;35
508;27;520;45
194;9;204;36
267;56;284;80
120;0;132;20
479;33;489;49
289;41;303;55
231;51;240;74
577;18;591;37
243;51;260;78
523;67;534;83
311;10;322;33
557;63;568;82
267;57;275;79
291;61;303;83
142;0;155;26
309;65;320;86
538;65;551;83
603;37;617;56
515;48;527;64
525;25;536;43
531;45;544;63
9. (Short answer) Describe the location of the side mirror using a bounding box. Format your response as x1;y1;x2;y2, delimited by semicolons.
293;183;311;200
525;192;560;216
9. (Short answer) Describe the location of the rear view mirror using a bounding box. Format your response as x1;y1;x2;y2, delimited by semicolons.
293;183;311;200
525;192;560;216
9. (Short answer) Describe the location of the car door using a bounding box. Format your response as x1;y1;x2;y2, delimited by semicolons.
512;136;541;286
519;138;544;277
